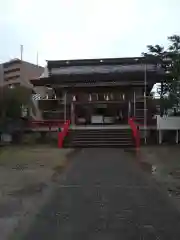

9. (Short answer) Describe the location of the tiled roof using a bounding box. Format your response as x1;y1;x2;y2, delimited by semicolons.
50;64;162;75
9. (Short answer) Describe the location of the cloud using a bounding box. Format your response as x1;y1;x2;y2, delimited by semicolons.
1;0;180;65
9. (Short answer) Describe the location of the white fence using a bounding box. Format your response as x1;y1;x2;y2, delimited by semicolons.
157;116;180;130
156;116;180;144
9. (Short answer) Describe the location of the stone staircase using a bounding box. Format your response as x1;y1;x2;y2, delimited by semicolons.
63;128;135;148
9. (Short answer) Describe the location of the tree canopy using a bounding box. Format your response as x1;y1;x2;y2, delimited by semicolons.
0;85;32;120
142;35;180;112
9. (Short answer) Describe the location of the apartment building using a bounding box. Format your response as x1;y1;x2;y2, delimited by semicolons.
0;59;45;120
0;64;3;86
1;58;44;88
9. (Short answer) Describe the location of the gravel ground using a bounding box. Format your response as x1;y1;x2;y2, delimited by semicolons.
140;146;180;210
0;146;72;240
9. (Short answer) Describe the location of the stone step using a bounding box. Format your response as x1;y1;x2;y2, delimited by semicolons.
71;141;133;145
69;132;132;137
71;137;132;140
64;129;134;148
64;142;134;148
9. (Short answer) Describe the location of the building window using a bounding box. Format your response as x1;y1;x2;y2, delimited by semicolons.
4;75;20;81
4;67;20;74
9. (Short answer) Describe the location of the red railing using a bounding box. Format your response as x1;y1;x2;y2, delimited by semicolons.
58;120;71;148
128;117;140;150
29;120;64;129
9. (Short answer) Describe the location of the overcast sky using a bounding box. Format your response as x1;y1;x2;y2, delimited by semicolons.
0;0;180;66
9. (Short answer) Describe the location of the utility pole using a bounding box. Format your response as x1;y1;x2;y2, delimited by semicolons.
133;90;136;117
36;52;39;66
20;45;23;61
144;63;147;144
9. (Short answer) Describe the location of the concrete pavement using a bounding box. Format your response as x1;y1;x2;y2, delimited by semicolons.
23;148;180;239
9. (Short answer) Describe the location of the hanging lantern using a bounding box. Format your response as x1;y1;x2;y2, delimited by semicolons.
73;95;76;101
88;94;92;101
106;94;109;101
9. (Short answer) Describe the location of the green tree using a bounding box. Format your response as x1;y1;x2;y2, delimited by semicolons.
0;86;32;118
0;86;33;133
142;35;180;115
167;35;180;106
142;44;165;58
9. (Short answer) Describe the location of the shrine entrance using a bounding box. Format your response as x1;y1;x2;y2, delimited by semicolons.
73;102;129;125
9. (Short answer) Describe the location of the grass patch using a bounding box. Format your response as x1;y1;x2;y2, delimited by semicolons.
0;146;71;168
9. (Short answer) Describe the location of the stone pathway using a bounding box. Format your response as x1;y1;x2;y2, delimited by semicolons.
23;148;180;240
